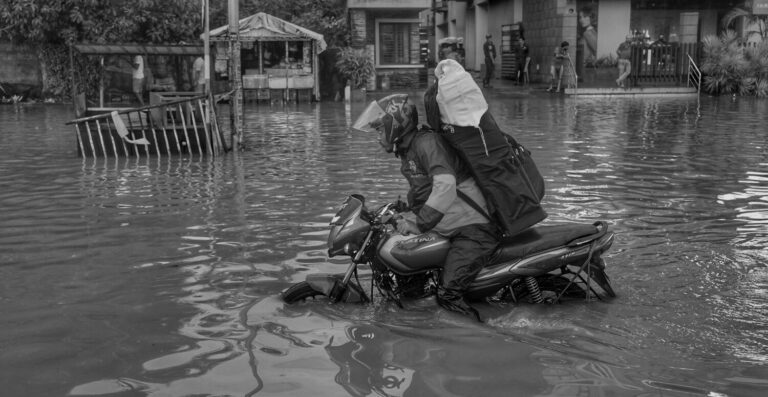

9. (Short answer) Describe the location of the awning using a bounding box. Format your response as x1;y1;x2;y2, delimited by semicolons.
207;12;326;53
73;44;204;56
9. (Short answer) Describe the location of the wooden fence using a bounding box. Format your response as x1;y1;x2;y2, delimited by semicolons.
66;95;226;158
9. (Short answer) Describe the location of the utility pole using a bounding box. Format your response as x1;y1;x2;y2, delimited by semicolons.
228;0;243;150
203;0;210;96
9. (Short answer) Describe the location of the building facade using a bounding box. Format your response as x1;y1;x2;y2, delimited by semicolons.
347;0;431;90
348;0;765;89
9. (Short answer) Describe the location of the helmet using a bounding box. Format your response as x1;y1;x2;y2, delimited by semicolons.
351;94;418;153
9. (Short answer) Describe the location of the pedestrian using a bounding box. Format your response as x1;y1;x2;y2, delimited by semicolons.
193;56;206;93
515;37;530;85
482;34;496;88
616;35;632;88
132;54;146;106
547;41;569;93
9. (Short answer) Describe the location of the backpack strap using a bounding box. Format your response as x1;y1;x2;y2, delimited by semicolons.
456;189;493;223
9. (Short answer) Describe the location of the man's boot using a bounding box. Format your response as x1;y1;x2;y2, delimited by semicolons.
437;291;482;322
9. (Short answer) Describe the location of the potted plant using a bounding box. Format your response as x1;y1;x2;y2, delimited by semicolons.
335;47;376;100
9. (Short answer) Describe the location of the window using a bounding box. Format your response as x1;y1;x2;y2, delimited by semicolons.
376;19;421;67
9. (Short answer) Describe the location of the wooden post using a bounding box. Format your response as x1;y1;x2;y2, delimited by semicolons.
69;45;77;114
258;41;263;74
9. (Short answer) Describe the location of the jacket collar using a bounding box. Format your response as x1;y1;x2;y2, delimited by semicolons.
395;125;432;156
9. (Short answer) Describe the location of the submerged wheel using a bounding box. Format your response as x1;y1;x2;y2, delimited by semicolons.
537;275;589;299
282;282;324;304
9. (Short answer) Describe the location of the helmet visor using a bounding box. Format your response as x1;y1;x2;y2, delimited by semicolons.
351;100;386;134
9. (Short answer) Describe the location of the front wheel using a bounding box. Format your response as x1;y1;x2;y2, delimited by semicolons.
282;280;369;304
282;282;324;303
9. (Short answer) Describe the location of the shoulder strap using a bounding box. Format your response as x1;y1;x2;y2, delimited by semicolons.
456;189;493;222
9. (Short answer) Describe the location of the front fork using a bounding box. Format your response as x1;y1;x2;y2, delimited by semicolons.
308;228;377;303
305;271;367;303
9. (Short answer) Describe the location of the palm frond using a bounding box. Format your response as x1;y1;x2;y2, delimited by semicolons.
755;78;768;97
721;7;750;29
738;76;756;95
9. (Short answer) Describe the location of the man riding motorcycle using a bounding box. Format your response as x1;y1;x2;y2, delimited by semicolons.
353;94;499;321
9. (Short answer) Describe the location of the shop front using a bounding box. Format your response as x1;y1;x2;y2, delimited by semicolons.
208;12;327;101
573;0;732;88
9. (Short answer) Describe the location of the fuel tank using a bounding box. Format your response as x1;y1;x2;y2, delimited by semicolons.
377;232;450;275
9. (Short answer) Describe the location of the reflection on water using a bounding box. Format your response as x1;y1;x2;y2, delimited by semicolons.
1;95;767;397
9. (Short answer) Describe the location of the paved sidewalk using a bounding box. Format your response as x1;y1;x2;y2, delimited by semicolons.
479;75;698;97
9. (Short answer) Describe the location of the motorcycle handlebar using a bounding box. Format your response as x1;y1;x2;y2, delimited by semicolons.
372;201;407;228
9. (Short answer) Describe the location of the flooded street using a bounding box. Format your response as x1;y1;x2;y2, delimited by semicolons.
1;91;767;396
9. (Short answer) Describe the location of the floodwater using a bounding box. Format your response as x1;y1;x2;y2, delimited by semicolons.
0;90;767;397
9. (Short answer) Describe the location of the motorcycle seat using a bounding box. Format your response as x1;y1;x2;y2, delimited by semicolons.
491;223;600;263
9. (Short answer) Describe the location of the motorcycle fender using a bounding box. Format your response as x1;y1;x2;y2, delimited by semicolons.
305;274;366;303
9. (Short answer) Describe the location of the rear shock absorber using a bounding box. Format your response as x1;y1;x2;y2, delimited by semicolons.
525;276;544;303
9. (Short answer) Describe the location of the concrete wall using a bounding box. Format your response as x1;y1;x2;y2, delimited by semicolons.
443;0;519;74
487;0;518;71
348;7;427;89
597;0;631;60
522;0;577;83
0;43;43;96
460;8;476;72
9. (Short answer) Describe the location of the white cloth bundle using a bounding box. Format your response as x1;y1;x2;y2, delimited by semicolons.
435;59;487;127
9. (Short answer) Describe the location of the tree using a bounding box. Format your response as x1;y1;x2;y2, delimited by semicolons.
722;0;767;45
0;0;203;45
0;0;348;100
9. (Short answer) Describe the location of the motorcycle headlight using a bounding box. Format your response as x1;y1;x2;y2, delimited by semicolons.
327;217;370;257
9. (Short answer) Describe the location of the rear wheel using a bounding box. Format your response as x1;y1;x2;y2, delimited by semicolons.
584;258;616;298
590;264;616;298
282;282;324;303
538;275;590;299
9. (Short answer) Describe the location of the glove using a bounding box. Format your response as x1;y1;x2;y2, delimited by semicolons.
395;218;421;235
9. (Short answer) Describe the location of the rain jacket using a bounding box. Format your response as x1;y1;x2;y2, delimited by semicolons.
397;127;489;234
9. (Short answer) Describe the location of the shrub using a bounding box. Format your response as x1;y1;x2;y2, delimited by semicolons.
335;47;375;89
701;29;768;97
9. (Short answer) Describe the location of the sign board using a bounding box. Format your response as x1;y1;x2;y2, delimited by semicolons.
754;0;768;15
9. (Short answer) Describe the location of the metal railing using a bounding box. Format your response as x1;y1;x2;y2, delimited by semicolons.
687;53;702;95
66;95;226;158
628;42;699;87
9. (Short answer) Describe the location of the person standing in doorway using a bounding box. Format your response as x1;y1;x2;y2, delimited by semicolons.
482;34;496;88
515;37;529;85
616;35;632;89
132;54;145;106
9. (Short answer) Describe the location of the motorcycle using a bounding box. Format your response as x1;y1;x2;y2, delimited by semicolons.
282;194;616;308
